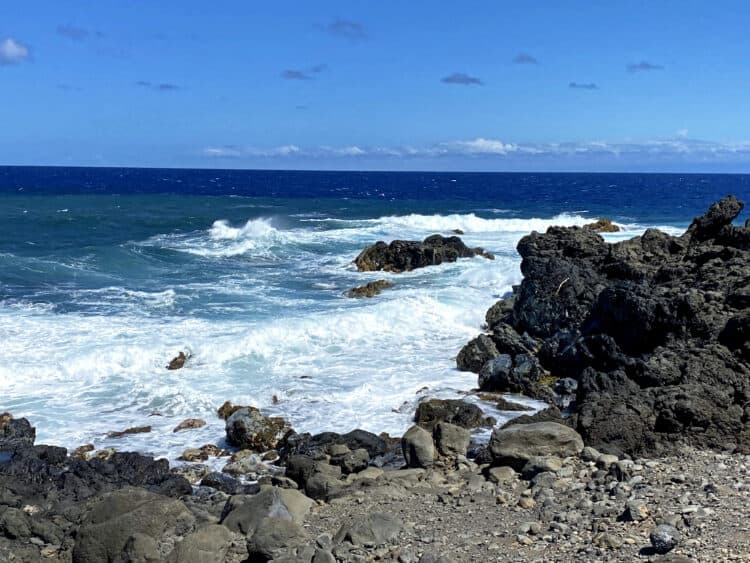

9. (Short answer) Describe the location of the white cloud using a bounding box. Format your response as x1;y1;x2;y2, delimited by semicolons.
202;146;242;157
200;134;750;163
325;145;366;156
0;38;31;65
448;138;518;155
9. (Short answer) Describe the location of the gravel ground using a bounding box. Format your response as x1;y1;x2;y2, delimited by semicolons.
302;447;750;562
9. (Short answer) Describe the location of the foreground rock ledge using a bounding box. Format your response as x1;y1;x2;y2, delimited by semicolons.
458;195;750;456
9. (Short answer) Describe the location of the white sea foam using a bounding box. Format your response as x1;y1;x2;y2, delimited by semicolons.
0;209;673;464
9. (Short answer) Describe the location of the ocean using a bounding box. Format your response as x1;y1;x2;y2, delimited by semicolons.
1;167;748;464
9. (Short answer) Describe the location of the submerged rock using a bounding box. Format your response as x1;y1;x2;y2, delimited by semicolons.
173;418;206;432
346;279;394;298
354;234;492;273
106;425;152;439
167;351;189;370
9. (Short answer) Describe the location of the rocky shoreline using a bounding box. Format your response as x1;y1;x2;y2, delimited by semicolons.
2;198;749;562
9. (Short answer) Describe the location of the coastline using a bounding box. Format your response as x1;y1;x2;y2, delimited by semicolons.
2;197;749;561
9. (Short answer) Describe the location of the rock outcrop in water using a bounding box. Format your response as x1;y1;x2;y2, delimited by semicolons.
346;279;394;298
354;234;493;272
459;196;750;456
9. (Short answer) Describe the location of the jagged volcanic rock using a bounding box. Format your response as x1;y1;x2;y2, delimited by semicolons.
459;196;750;456
354;234;493;273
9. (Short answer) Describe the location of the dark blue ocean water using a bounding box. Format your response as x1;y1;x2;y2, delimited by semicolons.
1;166;748;462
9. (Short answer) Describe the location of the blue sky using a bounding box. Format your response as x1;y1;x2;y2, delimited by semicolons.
2;0;750;171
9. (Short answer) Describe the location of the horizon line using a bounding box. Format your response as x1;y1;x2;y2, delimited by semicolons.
1;163;750;176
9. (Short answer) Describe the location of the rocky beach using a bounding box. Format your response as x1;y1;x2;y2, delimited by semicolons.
2;197;749;563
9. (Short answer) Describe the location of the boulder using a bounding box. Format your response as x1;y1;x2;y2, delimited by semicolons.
247;517;309;561
489;422;584;469
334;512;402;546
225;407;290;452
456;334;499;373
330;448;370;474
167;524;248;563
401;426;435;468
433;423;470;457
285;456;343;499
346;280;394;298
221;486;314;536
73;487;195;563
354;234;491;273
414;399;487;430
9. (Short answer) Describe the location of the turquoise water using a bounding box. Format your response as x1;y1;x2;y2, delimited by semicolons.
1;169;747;462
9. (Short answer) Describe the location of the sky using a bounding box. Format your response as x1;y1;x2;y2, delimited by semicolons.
2;1;750;172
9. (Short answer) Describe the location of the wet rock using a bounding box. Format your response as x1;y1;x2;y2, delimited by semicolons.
402;426;434;468
106;425;152;439
217;401;246;420
225;407;290;452
456;334;499;373
489;422;584;469
167;351;189;370
354;234;490;273
495;397;534;412
433;422;470;457
179;448;207;462
583;218;620;233
71;444;95;460
173;418;207;432
414;399;487;430
200;472;259;495
346;279;394;298
478;353;549;398
278;429;387;462
172;463;210;484
650;523;681;554
485;298;515;330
